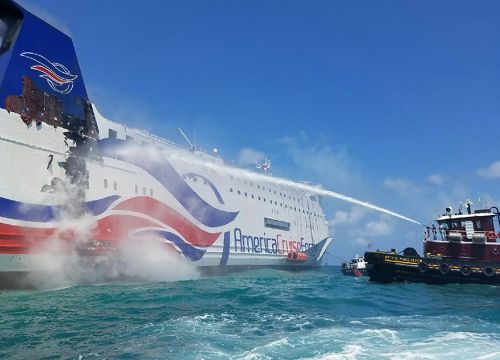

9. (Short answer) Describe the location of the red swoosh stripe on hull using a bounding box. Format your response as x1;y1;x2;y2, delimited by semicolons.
113;196;221;247
0;223;57;254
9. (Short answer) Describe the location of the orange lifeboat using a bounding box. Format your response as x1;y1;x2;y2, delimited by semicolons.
286;251;309;263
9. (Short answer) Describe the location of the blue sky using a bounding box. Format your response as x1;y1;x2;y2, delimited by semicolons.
21;0;500;263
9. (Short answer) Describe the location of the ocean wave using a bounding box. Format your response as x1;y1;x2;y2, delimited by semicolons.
2;269;500;359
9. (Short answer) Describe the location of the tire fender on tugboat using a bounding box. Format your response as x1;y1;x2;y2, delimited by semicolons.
486;231;497;242
460;265;472;276
439;263;450;275
483;266;496;277
418;262;429;273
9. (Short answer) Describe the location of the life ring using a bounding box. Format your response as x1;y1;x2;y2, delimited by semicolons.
483;266;496;277
460;265;472;276
439;263;450;275
486;231;497;241
418;262;429;273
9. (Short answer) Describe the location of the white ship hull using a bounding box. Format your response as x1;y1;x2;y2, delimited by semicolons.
0;1;332;285
0;107;331;273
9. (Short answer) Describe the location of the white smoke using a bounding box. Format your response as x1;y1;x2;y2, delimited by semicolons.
117;236;200;282
25;223;200;289
22;161;199;289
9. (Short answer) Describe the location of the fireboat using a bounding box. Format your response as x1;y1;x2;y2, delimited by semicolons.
364;200;500;284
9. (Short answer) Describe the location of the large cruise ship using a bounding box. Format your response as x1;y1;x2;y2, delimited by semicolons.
0;0;332;285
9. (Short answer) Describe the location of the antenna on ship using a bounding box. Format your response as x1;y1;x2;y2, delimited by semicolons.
177;128;195;151
256;158;272;175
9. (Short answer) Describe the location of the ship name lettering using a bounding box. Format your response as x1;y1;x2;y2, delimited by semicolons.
233;228;314;255
233;228;278;254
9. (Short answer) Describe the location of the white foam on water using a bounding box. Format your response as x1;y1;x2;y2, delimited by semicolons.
359;328;400;342
301;344;365;360
239;338;291;360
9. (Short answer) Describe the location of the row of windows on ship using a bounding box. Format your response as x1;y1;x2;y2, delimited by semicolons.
102;176;320;216
101;178;323;230
103;178;153;197
184;174;324;219
228;186;324;219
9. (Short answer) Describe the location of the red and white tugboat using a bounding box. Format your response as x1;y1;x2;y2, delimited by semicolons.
341;255;366;277
365;200;500;284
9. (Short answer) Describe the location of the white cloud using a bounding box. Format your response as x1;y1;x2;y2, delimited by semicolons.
384;177;421;194
427;173;444;186
366;218;394;236
329;206;368;227
276;134;362;192
477;161;500;179
236;148;266;167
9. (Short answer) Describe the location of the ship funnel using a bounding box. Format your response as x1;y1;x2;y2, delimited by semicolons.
0;0;97;138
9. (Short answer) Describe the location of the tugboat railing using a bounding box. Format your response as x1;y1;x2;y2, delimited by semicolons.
424;229;499;243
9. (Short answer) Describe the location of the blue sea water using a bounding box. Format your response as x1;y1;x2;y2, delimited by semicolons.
1;268;500;359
